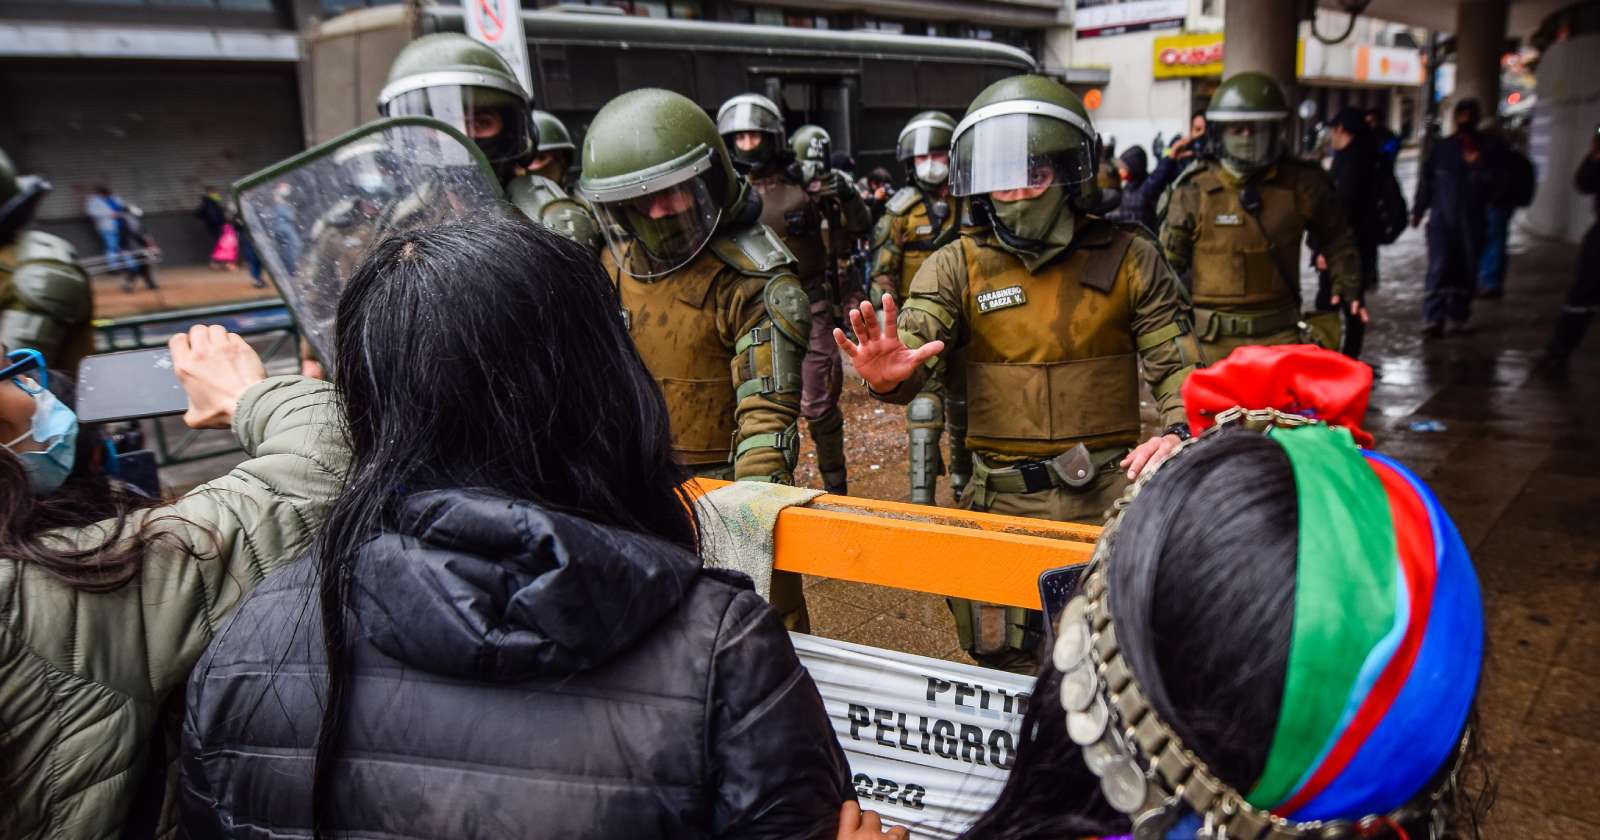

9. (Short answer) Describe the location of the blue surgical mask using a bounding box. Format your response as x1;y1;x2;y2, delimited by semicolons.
4;382;79;496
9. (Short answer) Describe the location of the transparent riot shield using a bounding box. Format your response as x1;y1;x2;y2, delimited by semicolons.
233;117;505;374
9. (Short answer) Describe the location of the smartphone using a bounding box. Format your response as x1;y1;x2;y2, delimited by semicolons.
1037;564;1086;652
75;347;188;423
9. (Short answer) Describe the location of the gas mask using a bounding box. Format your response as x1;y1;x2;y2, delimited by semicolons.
915;157;949;186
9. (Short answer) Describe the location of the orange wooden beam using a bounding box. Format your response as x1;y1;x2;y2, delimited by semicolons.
688;479;1101;609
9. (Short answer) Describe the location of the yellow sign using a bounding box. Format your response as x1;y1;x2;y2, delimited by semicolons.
1152;32;1225;79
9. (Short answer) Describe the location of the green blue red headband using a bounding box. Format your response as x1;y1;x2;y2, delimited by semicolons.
1247;423;1482;821
1182;346;1484;823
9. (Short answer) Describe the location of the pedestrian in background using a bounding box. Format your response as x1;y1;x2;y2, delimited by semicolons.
194;186;230;270
118;204;160;293
1313;108;1384;359
84;185;130;275
1366;106;1401;167
1477;122;1538;300
1412;98;1501;337
1538;127;1600;371
1105;145;1159;232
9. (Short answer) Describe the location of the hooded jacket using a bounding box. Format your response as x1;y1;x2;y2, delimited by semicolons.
1105;146;1161;232
179;489;851;839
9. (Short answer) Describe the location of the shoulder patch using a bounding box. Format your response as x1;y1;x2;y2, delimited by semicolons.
1074;221;1136;294
885;186;923;216
710;222;797;275
763;274;810;346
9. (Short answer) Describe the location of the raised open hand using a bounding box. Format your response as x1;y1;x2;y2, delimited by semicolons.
832;293;945;394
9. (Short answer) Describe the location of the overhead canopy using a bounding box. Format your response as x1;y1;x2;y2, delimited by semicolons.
1317;0;1569;38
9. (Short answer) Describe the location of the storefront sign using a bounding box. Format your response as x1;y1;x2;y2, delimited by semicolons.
1357;45;1424;86
792;633;1033;839
1153;31;1225;79
1077;0;1187;39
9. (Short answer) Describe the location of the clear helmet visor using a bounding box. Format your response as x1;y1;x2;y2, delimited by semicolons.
716;101;783;136
896;123;952;162
593;175;722;279
949;112;1095;198
383;85;533;168
1217;120;1283;170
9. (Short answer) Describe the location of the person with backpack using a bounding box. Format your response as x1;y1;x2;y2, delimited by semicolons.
1478;123;1538;299
1312;108;1402;360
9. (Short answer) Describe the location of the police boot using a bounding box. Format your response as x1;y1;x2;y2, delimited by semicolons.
948;598;1042;675
945;393;971;500
810;407;848;495
906;395;945;505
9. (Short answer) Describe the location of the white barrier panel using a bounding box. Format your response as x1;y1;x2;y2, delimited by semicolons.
791;633;1033;839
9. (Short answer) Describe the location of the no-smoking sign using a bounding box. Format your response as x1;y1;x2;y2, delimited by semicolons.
462;0;531;97
473;0;507;43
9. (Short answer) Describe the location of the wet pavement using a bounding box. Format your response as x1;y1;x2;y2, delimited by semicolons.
795;157;1600;832
149;157;1599;830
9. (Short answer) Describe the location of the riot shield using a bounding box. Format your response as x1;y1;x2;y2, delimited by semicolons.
233;116;505;373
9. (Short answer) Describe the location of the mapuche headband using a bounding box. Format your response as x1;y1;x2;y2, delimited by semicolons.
1052;349;1484;839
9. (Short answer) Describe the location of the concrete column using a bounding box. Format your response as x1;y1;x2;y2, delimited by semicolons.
1452;0;1508;117
1222;0;1300;98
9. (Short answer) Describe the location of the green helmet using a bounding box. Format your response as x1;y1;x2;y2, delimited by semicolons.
0;147;49;241
1206;72;1290;174
790;124;831;182
716;93;785;173
532;110;575;153
580;88;738;279
949;74;1099;210
376;33;535;178
897;110;955;189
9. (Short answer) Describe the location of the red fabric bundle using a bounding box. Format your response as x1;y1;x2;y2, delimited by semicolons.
1182;345;1374;446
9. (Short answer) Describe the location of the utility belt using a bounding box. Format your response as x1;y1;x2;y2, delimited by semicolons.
970;444;1127;497
1192;306;1299;341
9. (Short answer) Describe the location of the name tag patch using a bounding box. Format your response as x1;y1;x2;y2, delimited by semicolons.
1214;213;1243;226
976;285;1027;313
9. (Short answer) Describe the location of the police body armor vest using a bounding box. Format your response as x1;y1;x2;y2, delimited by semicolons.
890;189;953;299
1186;164;1307;312
606;247;740;466
959;221;1141;458
752;172;827;294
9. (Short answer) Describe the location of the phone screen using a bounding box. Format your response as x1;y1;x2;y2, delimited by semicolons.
1037;564;1086;652
75;347;188;423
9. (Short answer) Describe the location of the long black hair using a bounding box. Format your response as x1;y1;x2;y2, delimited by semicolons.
962;430;1488;839
308;212;695;838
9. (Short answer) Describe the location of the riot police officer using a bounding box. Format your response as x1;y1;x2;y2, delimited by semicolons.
870;111;967;505
0;147;92;372
377;34;600;252
836;76;1201;672
1160;71;1363;362
527;110;580;192
716;96;870;495
583;88;813;630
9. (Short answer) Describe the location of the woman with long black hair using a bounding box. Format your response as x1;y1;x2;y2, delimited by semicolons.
961;346;1489;840
1;330;348;840
178;213;853;839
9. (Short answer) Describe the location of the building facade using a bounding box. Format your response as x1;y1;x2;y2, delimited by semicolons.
1068;0;1426;159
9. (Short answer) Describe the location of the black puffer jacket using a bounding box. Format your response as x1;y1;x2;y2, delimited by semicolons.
179;489;851;839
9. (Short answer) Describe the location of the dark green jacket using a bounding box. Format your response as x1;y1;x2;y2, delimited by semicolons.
0;376;349;840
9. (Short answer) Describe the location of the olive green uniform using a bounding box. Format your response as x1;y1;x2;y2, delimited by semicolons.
875;219;1199;668
601;223;813;630
1160;154;1361;364
0;231;93;372
750;168;869;493
870;186;968;504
